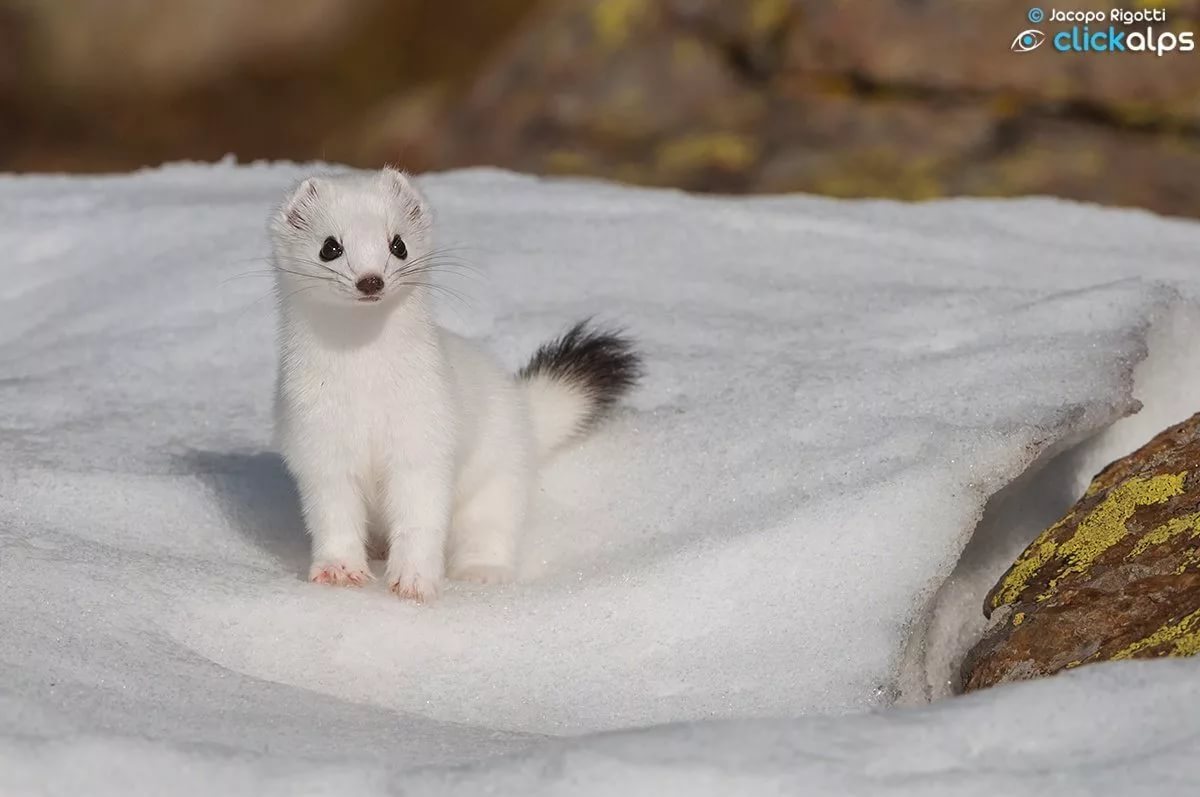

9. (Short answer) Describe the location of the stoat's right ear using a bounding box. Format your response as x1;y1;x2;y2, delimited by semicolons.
279;177;320;232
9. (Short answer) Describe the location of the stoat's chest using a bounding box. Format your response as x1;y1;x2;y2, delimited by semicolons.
284;334;438;409
278;329;448;445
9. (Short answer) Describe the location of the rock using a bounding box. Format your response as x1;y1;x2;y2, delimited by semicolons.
420;0;1200;217
7;0;1200;219
0;0;537;171
962;412;1200;692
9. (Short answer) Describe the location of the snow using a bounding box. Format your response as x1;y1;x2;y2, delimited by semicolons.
3;161;1200;794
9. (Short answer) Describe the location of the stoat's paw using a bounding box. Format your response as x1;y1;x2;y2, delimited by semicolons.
449;563;514;586
388;567;441;603
309;561;372;587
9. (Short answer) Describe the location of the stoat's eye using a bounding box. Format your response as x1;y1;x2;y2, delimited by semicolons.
318;236;343;262
389;235;408;260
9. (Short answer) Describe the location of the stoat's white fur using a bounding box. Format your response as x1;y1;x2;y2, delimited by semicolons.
269;168;639;601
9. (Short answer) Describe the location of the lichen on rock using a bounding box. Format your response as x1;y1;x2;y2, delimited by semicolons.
962;412;1200;692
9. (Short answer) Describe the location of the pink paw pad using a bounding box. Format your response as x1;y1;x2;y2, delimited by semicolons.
389;574;440;603
309;562;372;587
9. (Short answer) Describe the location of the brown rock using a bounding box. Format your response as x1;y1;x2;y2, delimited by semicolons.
0;0;537;171
962;412;1200;692
779;0;1200;122
7;0;1200;219
421;0;1200;217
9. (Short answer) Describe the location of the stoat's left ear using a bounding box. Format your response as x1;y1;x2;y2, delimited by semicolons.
380;166;431;225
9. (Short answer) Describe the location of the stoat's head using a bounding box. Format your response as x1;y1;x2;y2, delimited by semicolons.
270;167;432;308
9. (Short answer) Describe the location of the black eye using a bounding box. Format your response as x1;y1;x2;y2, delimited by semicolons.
389;235;408;260
318;236;343;262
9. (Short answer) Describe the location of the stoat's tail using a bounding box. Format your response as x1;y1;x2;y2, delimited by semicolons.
517;320;643;458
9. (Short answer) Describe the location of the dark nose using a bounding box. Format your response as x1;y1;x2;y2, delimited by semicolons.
356;275;384;295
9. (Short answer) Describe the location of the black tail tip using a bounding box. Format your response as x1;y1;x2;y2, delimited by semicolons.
519;320;643;420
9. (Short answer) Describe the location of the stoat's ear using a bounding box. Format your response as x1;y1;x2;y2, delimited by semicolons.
380;166;430;225
280;177;320;232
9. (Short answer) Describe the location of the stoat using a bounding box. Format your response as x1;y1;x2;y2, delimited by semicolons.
269;167;641;601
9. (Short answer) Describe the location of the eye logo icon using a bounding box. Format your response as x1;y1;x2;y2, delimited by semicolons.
1011;29;1046;52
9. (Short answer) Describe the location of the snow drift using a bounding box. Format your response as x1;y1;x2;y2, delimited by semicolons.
2;162;1200;794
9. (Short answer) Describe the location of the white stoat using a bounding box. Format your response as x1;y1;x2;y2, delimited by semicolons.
269;167;641;601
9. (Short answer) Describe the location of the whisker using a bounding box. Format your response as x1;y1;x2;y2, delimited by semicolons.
392;264;482;283
403;258;481;272
391;259;484;283
231;283;320;325
249;252;347;278
239;253;350;281
404;249;483;268
396;261;477;275
387;247;485;279
275;256;347;279
280;284;324;303
272;266;339;283
219;270;278;287
396;280;473;309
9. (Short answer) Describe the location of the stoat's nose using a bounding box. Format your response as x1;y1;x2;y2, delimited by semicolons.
356;274;384;296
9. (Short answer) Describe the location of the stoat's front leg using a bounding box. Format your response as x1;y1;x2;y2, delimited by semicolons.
383;457;454;602
293;458;372;587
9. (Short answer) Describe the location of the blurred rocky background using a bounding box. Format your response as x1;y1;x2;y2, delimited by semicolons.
4;0;1200;217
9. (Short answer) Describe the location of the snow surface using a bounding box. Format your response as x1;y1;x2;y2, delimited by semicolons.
3;162;1200;794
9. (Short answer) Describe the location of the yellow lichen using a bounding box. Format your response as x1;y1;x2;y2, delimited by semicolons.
592;0;645;49
1112;607;1200;660
1176;547;1200;574
992;472;1187;609
1111;102;1160;127
1127;511;1200;560
615;163;649;186
671;36;706;71
750;0;790;35
656;133;758;175
990;94;1021;117
545;150;591;175
590;85;651;140
1057;473;1184;568
1012;611;1025;627
811;149;945;201
992;536;1060;608
1038;472;1187;600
